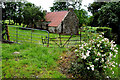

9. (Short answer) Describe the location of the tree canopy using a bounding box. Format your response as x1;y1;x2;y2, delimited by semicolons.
23;4;45;28
88;2;120;44
2;2;45;28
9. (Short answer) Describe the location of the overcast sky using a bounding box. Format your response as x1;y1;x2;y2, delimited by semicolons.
27;0;94;15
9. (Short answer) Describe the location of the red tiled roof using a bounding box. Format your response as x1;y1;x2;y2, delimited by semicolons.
45;11;68;27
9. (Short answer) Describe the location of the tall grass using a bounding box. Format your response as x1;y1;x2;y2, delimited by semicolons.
2;43;66;78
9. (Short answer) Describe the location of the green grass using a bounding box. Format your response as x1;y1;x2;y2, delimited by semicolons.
2;43;66;78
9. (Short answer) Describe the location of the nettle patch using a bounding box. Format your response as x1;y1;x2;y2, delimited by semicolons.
69;34;118;79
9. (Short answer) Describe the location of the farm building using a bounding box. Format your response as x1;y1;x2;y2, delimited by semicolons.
37;8;79;35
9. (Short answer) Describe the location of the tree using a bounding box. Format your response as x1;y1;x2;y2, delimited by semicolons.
88;2;120;44
16;2;24;25
74;9;88;26
50;1;82;12
50;2;69;12
98;2;120;44
88;2;107;27
23;4;45;28
2;2;25;25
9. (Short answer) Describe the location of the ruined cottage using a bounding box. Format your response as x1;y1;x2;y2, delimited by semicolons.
37;8;79;35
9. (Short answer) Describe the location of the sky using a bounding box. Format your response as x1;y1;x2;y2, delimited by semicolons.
27;0;94;15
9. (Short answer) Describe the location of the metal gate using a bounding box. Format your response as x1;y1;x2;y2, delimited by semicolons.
7;25;49;46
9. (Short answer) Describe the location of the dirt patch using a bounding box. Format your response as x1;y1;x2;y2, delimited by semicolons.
57;48;77;78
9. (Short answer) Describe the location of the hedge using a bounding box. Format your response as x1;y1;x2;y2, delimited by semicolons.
96;27;112;39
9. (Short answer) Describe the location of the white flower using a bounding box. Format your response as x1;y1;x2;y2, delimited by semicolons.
80;46;83;49
82;55;87;59
114;44;117;47
111;40;115;44
91;67;94;71
104;38;109;41
102;54;106;57
75;49;78;52
101;39;104;42
104;66;107;68
101;32;104;35
97;44;100;47
106;76;109;78
97;52;101;56
89;47;92;50
114;50;118;53
114;55;116;58
99;35;102;37
90;65;94;71
81;53;87;59
101;58;104;62
109;52;113;58
112;65;115;67
112;71;114;74
99;41;102;43
110;47;114;50
86;50;90;57
87;67;90;70
95;58;99;61
116;63;118;65
110;68;112;70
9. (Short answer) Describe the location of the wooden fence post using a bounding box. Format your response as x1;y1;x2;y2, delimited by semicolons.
5;24;10;41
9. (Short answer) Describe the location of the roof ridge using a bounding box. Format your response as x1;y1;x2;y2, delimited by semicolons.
47;10;68;13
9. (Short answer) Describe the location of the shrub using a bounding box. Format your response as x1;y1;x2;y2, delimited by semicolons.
69;34;118;79
96;27;112;39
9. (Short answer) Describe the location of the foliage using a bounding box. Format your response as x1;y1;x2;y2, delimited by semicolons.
2;2;25;25
50;2;69;12
96;27;112;39
88;2;107;27
69;34;118;79
23;4;45;28
2;2;45;27
74;9;89;27
88;2;120;44
50;1;82;12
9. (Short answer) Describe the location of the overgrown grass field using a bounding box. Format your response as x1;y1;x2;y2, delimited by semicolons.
2;43;67;78
2;22;119;78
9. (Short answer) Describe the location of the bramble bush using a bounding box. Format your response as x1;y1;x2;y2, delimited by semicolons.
69;33;118;79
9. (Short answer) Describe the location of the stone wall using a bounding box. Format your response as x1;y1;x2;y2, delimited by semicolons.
36;22;48;30
62;10;79;35
48;27;56;33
